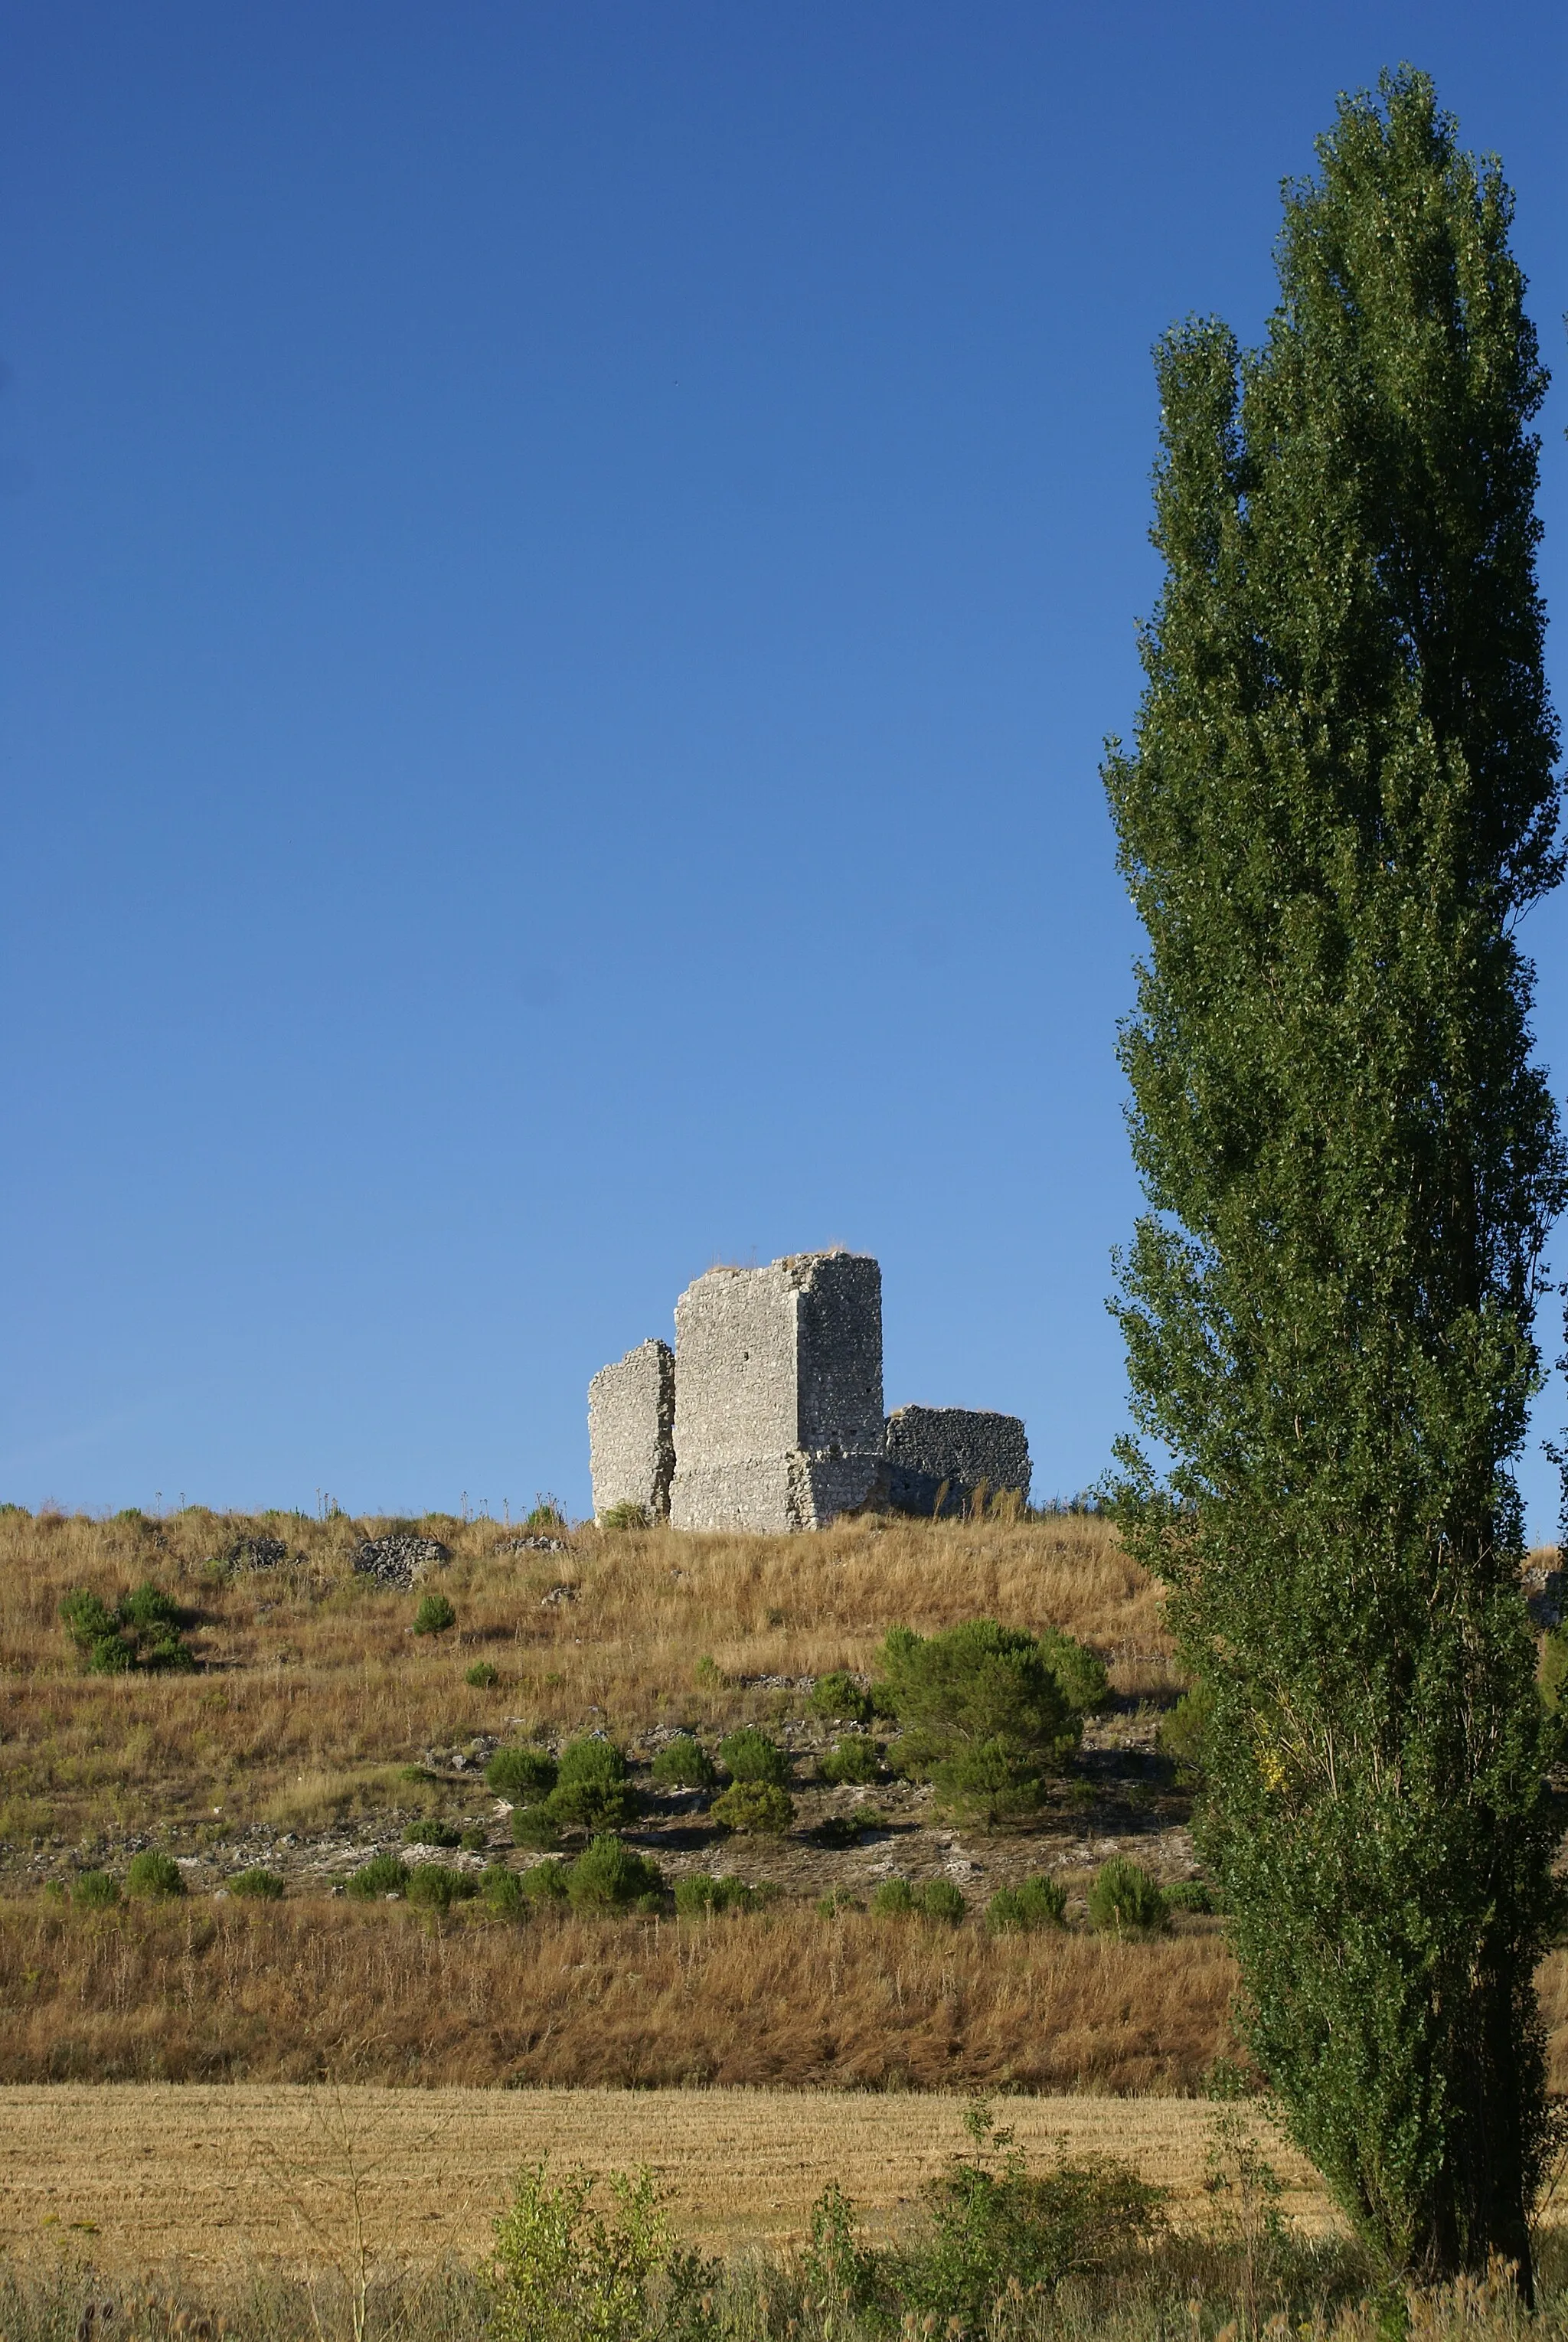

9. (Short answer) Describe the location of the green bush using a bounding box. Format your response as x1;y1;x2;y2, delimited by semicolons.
125;1850;186;1899
920;1877;969;1925
716;1727;788;1785
819;1733;880;1785
88;1633;135;1674
460;1826;488;1852
1155;1684;1213;1771
485;1746;560;1803
466;1661;501;1688
140;1629;196;1672
710;1781;794;1835
413;1592;457;1636
229;1867;286;1900
816;1888;862;1917
875;1620;1081;1822
550;1736;636;1831
60;1583;195;1674
564;1834;664;1912
60;1590;124;1648
521;1859;569;1905
649;1735;716;1789
1034;1626;1111;1714
1087;1857;1171;1937
492;2162;670;2342
71;1870;119;1909
694;1654;725;1688
348;1853;411;1899
808;1670;874;1726
403;1818;461;1847
512;1805;563;1851
480;1864;528;1918
406;1862;479;1912
987;1876;1067;1933
674;1871;764;1915
870;1877;917;1916
120;1582;184;1634
1165;1880;1216;1915
523;1501;566;1531
598;1501;649;1530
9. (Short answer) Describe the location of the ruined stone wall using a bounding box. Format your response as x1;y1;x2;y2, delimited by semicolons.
669;1251;884;1531
587;1338;675;1521
883;1404;1031;1517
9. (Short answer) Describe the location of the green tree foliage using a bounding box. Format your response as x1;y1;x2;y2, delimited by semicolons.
412;1592;456;1636
347;1854;410;1899
486;1746;559;1803
228;1867;285;1900
60;1583;194;1674
1086;1858;1170;1938
564;1834;664;1912
709;1780;794;1835
649;1734;717;1789
550;1738;636;1831
986;1876;1067;1934
1103;67;1563;2289
125;1850;186;1900
715;1727;789;1785
808;1670;874;1726
875;1621;1083;1821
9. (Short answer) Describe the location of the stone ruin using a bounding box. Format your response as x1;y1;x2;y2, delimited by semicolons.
587;1338;676;1521
586;1249;1031;1531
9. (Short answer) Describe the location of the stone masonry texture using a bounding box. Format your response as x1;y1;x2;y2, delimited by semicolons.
670;1252;884;1532
883;1405;1031;1517
588;1339;676;1521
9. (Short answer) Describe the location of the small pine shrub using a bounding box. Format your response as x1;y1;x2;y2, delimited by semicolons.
870;1877;917;1916
521;1859;569;1905
406;1862;479;1912
481;1864;528;1918
140;1629;195;1672
1087;1857;1171;1937
460;1825;488;1851
710;1780;794;1835
229;1867;286;1900
486;1746;559;1803
808;1671;874;1726
876;1620;1082;1823
88;1634;135;1674
61;1583;194;1673
694;1654;725;1688
550;1736;635;1830
1155;1684;1213;1771
524;1501;567;1530
403;1818;461;1847
817;1888;861;1917
512;1805;563;1851
919;1877;968;1925
413;1592;457;1637
1165;1880;1216;1914
987;1876;1067;1933
72;1870;119;1909
564;1834;665;1912
819;1733;880;1785
60;1590;122;1649
348;1853;410;1899
120;1582;183;1633
650;1735;716;1789
1034;1625;1110;1713
717;1727;788;1786
599;1501;650;1530
466;1661;501;1688
125;1850;186;1900
674;1871;763;1915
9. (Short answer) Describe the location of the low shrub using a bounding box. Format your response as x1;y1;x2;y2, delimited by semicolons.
521;1859;569;1905
710;1781;794;1835
479;1865;528;1918
716;1727;788;1786
404;1818;462;1847
406;1863;479;1912
413;1592;457;1636
694;1654;725;1687
1155;1684;1213;1772
599;1501;649;1530
674;1871;764;1915
347;1853;410;1899
1165;1880;1216;1915
88;1633;135;1674
815;1813;867;1847
649;1735;716;1789
876;1620;1082;1823
987;1876;1067;1933
125;1850;186;1900
120;1582;184;1635
466;1660;501;1688
1034;1625;1110;1714
1087;1857;1171;1937
550;1736;636;1831
485;1746;560;1804
808;1671;874;1727
229;1867;286;1900
460;1826;488;1852
564;1834;664;1912
61;1583;196;1675
71;1870;119;1909
920;1877;969;1926
819;1733;880;1785
492;2161;672;2342
512;1806;563;1851
870;1877;917;1916
816;1887;862;1916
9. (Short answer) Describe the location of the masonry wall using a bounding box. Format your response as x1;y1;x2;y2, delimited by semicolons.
587;1339;676;1521
883;1404;1031;1517
669;1251;884;1532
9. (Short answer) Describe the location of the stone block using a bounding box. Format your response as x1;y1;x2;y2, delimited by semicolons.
670;1252;884;1532
588;1338;675;1521
883;1404;1031;1517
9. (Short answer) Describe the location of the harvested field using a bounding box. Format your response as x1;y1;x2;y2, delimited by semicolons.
0;2082;1334;2269
0;1898;1237;2092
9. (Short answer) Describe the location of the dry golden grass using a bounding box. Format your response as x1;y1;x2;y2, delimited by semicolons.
0;1896;1236;2093
0;2080;1332;2269
0;1506;1166;1842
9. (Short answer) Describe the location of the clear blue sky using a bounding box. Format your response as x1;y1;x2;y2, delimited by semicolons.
4;2;1566;1528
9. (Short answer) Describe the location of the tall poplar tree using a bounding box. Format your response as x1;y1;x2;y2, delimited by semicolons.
1105;68;1565;2290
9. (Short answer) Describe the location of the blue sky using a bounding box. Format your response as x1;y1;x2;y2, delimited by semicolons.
4;2;1566;1527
